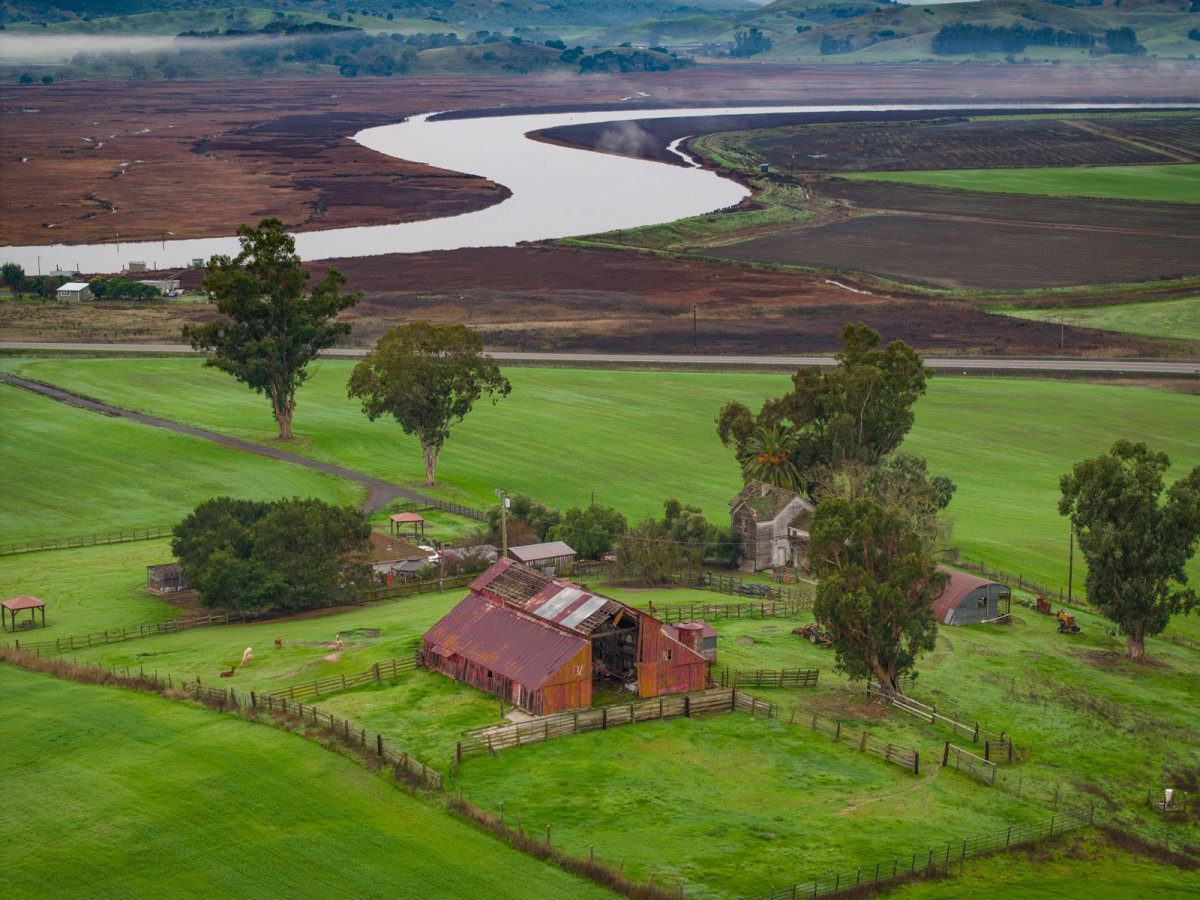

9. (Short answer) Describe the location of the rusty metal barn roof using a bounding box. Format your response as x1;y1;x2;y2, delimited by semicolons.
471;558;556;604
2;596;44;611
424;593;586;689
931;566;1003;624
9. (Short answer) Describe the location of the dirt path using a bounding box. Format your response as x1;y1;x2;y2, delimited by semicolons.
0;372;435;513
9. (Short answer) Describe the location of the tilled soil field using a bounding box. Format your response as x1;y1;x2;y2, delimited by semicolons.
739;114;1200;173
712;213;1200;290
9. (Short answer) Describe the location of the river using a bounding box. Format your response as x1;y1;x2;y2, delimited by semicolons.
1;102;1187;275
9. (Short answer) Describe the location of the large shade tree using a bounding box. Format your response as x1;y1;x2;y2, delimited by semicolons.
183;219;361;440
1059;440;1200;662
172;496;372;612
809;496;946;692
717;323;929;500
347;322;510;486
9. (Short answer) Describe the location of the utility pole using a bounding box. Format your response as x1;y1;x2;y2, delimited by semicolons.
1067;529;1074;604
693;305;698;351
496;488;509;557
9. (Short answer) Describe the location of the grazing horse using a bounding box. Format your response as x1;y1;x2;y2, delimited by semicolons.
274;637;282;649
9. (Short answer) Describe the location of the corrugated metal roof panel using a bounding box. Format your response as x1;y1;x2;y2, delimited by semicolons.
932;566;1002;625
560;594;609;629
532;586;585;620
509;541;577;562
423;593;586;689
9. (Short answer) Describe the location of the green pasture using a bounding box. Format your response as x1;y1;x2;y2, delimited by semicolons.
4;357;1198;602
841;164;1200;204
0;665;613;900
992;296;1200;342
7;542;1200;896
0;382;363;544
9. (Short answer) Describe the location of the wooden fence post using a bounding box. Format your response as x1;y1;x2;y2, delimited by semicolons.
943;741;950;766
834;721;841;741
377;734;384;757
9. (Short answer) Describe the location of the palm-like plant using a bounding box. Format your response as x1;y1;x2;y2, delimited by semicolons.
739;422;801;491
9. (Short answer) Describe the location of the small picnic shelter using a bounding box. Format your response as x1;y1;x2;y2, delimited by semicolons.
2;596;46;632
389;512;426;539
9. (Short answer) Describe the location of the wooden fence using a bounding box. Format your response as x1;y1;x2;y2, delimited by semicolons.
985;737;1014;763
719;667;820;689
392;498;487;522
257;653;420;702
359;573;475;603
807;712;920;775
697;572;810;606
761;806;1094;899
0;524;174;556
183;680;443;791
866;679;1007;746
652;597;808;624
456;688;774;762
5;613;248;655
943;742;997;785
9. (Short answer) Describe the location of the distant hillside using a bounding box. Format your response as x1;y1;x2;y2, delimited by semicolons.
588;0;1200;60
0;0;756;30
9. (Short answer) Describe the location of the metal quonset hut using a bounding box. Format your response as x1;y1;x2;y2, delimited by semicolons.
932;566;1012;625
423;559;709;715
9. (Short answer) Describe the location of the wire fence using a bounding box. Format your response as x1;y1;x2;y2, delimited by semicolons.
0;524;174;556
4;613;251;655
761;806;1095;899
183;679;444;791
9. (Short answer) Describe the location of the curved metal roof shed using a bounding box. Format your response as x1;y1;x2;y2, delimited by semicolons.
932;567;1012;626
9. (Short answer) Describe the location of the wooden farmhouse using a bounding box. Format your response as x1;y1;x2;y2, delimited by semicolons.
507;540;577;575
931;567;1013;625
423;559;711;716
729;481;815;572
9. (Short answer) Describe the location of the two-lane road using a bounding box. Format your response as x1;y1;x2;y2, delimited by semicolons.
1;342;1197;376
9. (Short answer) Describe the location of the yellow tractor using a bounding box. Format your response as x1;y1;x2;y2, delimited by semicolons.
1057;610;1082;634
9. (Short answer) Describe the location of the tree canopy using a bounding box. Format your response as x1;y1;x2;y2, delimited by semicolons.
171;496;372;613
809;496;946;692
1059;440;1200;662
347;322;510;486
183;218;361;440
717;323;929;500
549;503;628;560
613;499;739;585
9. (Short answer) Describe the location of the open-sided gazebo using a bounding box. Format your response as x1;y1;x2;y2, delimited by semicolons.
389;512;426;539
2;596;46;632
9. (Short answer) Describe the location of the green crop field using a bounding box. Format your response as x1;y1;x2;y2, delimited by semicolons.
0;664;613;899
0;382;363;544
993;297;1200;342
842;164;1200;204
3;358;1198;601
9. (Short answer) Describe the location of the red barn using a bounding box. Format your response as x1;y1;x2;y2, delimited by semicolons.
422;559;710;715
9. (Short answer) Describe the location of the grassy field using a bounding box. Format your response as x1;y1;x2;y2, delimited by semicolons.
993;296;1200;342
0;382;364;544
7;538;1200;896
3;358;1198;599
842;165;1200;204
0;664;614;899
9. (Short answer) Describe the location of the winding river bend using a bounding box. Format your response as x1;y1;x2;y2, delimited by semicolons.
1;102;1188;275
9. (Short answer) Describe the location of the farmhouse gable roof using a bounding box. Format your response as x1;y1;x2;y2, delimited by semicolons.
730;481;811;523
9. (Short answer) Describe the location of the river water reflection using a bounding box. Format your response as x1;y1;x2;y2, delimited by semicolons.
0;103;1180;274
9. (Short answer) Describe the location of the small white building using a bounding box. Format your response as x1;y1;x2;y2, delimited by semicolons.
56;282;93;303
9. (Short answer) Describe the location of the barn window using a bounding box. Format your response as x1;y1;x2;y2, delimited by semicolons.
977;597;987;609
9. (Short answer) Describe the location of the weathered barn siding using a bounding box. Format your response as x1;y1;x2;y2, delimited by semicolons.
636;616;708;698
538;643;592;715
